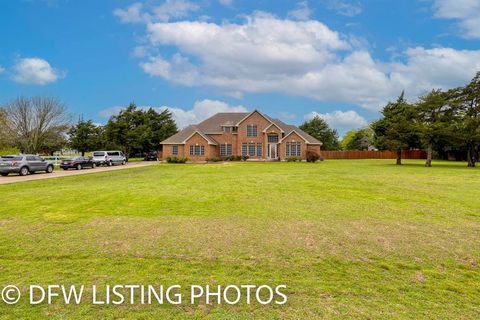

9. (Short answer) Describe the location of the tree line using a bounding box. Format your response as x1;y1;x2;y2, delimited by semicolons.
299;72;480;167
0;100;177;157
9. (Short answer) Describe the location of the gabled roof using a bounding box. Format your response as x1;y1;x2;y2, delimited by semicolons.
160;125;218;145
235;110;272;126
160;111;322;145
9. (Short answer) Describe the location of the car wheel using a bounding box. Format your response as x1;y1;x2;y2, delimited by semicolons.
122;160;126;165
76;164;82;170
108;161;113;166
63;168;68;171
19;167;29;176
92;163;96;169
0;173;8;177
46;165;54;173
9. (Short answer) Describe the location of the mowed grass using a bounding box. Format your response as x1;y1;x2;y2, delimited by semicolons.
0;160;479;319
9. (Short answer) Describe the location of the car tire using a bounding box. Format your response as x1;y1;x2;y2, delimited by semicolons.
122;160;126;165
19;167;29;176
92;163;96;169
0;173;8;177
76;164;82;170
46;165;54;173
63;168;68;171
108;161;113;166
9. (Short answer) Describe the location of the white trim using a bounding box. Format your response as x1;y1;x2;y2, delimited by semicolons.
263;122;284;133
183;131;218;145
235;110;273;126
279;130;309;144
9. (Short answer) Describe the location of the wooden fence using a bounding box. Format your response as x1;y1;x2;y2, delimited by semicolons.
320;150;426;160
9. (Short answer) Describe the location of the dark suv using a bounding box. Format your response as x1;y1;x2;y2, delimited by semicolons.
0;155;55;176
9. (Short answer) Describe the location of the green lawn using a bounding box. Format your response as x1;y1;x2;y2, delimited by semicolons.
0;160;479;319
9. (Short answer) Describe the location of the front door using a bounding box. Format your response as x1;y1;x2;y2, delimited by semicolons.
268;143;278;160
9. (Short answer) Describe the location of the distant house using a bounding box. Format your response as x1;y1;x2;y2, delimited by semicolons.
160;110;322;161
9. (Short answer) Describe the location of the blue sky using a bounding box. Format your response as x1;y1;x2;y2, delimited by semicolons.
0;0;479;135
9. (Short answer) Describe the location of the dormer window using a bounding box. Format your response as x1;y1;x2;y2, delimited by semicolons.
247;124;257;137
223;126;232;133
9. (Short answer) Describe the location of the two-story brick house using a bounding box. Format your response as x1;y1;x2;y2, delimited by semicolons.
160;110;322;161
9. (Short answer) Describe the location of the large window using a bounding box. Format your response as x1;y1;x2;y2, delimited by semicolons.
286;142;301;157
248;143;256;156
220;144;233;156
242;143;248;156
189;145;205;156
172;145;178;155
268;135;279;143
256;143;262;157
247;124;257;137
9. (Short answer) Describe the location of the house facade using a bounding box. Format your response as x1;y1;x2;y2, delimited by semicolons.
161;110;322;161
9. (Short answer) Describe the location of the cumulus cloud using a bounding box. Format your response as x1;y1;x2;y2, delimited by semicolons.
432;0;480;39
114;0;199;24
11;57;63;85
306;110;367;132
288;1;312;21
117;9;480;111
99;99;247;128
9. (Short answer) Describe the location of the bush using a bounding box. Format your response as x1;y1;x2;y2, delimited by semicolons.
306;150;321;162
286;157;302;162
207;156;222;162
166;156;188;163
241;155;249;161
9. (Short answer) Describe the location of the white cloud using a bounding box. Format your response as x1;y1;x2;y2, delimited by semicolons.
0;65;5;74
432;0;480;39
327;0;362;17
132;46;150;58
288;1;312;21
279;111;297;120
114;0;199;24
113;2;147;23
123;11;480;111
98;99;247;128
11;57;63;85
306;110;367;132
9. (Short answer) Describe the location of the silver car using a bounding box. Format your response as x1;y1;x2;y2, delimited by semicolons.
0;155;55;176
91;151;126;166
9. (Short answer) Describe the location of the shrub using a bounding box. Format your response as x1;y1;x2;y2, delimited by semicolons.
166;156;188;163
241;155;249;161
286;157;302;162
207;156;222;162
306;150;321;162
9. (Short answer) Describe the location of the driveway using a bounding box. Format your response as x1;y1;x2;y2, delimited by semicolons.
0;161;158;185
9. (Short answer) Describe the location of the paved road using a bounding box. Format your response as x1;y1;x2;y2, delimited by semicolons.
0;161;158;185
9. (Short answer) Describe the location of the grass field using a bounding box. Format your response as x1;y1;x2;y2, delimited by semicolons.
0;160;479;319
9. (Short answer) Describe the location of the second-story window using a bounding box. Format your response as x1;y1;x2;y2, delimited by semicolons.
247;124;257;137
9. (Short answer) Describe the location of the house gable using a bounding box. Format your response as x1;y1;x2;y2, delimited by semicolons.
235;110;273;126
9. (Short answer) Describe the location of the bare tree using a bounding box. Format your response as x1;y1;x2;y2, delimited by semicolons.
4;96;70;154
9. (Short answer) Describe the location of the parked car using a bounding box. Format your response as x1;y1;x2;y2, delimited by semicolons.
60;157;97;170
144;151;158;161
0;155;54;176
91;151;126;166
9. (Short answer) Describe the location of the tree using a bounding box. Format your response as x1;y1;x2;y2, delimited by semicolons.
341;129;357;150
345;127;374;150
299;116;341;150
0;108;13;150
414;89;454;167
372;92;421;165
3;96;70;154
452;72;480;167
69;119;103;156
104;103;177;157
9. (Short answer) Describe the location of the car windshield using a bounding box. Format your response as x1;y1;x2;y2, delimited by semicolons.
93;152;104;157
1;156;23;161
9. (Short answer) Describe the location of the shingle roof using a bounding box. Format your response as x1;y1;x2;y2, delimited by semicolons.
160;111;322;145
160;125;218;145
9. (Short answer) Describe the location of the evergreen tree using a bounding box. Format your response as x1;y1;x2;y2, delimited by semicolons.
372;92;421;165
299;116;341;150
69;119;103;156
